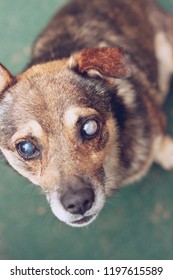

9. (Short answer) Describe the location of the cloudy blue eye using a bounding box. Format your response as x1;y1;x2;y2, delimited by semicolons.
81;119;99;140
16;141;40;159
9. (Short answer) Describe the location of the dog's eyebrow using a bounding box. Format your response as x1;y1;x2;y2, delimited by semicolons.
11;120;44;143
64;106;98;128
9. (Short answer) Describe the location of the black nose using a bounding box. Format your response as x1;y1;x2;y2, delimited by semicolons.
60;188;95;215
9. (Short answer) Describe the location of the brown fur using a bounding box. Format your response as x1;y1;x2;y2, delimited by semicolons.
70;47;132;78
0;0;173;226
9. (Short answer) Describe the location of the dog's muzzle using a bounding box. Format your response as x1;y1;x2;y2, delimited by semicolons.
45;178;105;227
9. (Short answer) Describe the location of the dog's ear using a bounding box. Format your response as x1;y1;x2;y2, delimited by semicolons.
68;47;132;79
0;64;14;93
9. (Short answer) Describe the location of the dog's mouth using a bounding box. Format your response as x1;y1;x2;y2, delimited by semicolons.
71;214;96;226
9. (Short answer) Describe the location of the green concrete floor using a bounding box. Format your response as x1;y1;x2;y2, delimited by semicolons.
0;0;173;260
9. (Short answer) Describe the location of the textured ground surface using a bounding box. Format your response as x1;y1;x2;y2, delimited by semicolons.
0;0;173;260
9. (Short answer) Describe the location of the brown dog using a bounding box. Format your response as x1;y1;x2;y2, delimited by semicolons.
0;0;173;227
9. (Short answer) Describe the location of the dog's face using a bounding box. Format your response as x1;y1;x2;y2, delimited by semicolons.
0;48;131;226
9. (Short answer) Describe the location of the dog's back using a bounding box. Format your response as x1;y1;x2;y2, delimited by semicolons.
30;0;173;105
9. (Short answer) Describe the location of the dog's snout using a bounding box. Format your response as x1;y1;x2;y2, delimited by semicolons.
61;188;95;215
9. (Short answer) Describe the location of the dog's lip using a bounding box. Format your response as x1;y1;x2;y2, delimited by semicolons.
71;215;94;225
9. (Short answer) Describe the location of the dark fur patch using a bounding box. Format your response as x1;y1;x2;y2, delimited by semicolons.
30;0;159;87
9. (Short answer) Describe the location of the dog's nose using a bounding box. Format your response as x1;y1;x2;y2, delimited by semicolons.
60;188;95;215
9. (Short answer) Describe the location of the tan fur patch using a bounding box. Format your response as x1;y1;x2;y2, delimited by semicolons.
155;32;173;97
10;120;45;145
154;135;173;170
116;79;136;109
64;106;98;128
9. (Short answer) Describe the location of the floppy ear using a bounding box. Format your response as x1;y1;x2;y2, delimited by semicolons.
68;47;132;79
0;64;14;93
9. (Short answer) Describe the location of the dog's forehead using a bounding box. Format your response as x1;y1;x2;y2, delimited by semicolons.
17;68;84;103
12;68;90;124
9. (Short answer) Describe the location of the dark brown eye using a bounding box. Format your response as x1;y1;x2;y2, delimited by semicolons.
16;141;40;159
81;119;99;140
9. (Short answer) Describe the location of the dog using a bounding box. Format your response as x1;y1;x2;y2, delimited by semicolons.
0;0;173;227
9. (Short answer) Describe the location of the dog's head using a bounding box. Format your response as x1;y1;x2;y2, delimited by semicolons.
0;48;131;226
